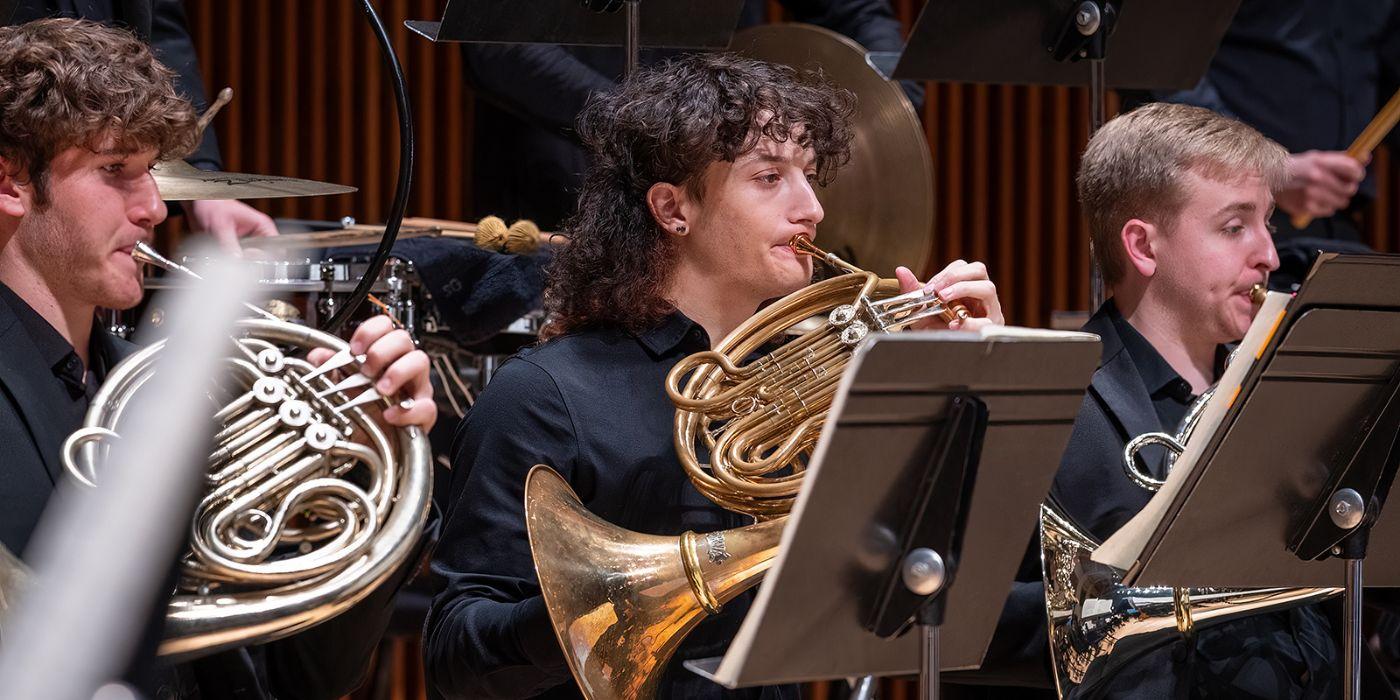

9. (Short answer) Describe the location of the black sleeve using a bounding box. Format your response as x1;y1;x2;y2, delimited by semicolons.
781;0;925;110
149;0;223;170
423;358;581;699
461;44;616;137
973;539;1055;685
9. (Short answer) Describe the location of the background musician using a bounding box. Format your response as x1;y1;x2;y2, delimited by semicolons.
424;52;1002;699
461;0;922;232
1130;0;1400;286
0;19;434;698
965;103;1394;699
2;0;280;255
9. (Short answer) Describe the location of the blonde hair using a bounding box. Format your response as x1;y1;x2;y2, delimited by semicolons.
1077;102;1288;287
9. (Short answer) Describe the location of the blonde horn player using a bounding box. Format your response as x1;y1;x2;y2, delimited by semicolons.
956;103;1399;699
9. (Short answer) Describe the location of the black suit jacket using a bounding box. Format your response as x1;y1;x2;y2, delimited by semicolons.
1;0;224;169
0;294;135;557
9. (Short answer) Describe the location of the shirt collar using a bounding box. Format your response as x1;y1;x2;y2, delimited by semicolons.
1103;298;1222;401
0;281;102;397
636;310;709;358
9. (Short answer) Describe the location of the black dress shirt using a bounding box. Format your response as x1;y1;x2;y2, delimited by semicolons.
0;282;107;467
1105;308;1231;444
1085;301;1338;698
425;312;799;699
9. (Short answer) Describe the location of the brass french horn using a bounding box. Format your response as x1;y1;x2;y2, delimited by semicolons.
59;243;433;658
525;236;969;699
1040;284;1339;697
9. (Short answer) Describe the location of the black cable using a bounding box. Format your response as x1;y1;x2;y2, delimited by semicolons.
323;0;415;335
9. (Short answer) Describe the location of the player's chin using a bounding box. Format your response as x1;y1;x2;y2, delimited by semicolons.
103;278;145;311
1224;314;1254;344
776;264;811;294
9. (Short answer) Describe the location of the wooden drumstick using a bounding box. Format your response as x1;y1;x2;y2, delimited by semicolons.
1291;87;1400;230
196;87;234;134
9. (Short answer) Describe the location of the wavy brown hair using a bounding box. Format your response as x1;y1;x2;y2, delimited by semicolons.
539;52;856;340
0;18;199;206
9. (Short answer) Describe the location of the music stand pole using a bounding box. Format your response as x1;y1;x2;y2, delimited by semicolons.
1049;0;1118;308
1346;556;1362;700
624;0;640;76
1286;358;1400;700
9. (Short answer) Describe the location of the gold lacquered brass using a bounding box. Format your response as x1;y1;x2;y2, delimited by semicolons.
525;467;783;699
668;235;968;518
526;236;970;698
1250;283;1267;305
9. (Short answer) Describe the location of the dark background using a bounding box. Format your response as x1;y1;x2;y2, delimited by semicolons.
161;0;1400;328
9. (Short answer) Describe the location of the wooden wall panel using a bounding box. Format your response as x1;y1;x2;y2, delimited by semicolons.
176;0;1398;328
174;0;475;235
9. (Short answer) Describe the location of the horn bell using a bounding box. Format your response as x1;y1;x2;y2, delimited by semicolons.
524;465;782;700
1040;501;1340;697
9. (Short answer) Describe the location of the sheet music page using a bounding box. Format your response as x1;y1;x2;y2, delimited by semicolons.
978;325;1102;340
1093;291;1290;569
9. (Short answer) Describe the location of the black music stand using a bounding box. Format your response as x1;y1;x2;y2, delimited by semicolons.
891;0;1237;90
684;329;1100;697
889;0;1240;307
1103;254;1400;700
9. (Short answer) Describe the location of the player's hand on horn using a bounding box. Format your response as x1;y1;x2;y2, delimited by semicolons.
895;259;1004;331
307;314;437;431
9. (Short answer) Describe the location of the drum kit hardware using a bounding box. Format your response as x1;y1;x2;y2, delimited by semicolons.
134;234;537;427
134;90;551;430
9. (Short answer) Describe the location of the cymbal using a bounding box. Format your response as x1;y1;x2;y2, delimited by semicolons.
730;23;935;277
152;159;357;201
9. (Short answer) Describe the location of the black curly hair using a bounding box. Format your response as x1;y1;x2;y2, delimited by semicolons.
539;52;857;340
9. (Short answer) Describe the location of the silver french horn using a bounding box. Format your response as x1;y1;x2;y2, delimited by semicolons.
1040;285;1340;697
60;242;432;658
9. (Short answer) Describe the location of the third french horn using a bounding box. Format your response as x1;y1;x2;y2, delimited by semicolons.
1039;283;1338;697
